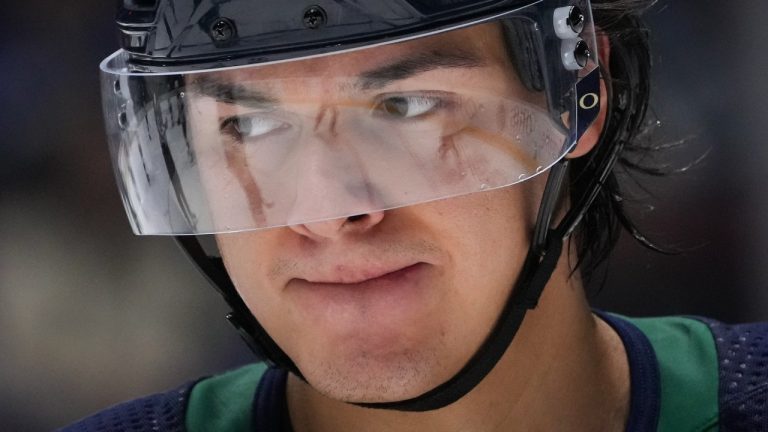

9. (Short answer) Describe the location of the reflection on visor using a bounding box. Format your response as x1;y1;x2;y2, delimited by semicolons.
101;10;598;235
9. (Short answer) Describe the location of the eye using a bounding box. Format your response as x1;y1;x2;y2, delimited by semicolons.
374;94;442;119
221;115;289;140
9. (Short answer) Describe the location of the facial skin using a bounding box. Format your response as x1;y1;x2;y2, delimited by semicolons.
218;179;541;399
200;22;544;401
193;23;627;432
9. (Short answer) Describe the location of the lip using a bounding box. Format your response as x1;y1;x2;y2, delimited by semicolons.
287;262;435;330
301;263;421;285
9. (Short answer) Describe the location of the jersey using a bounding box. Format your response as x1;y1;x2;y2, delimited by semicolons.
57;315;768;431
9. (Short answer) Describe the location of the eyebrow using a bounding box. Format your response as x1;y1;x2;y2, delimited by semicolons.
358;49;486;90
190;76;278;109
188;48;485;106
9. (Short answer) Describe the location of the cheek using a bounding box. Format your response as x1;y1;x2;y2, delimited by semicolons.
420;182;543;339
214;178;544;378
430;182;540;268
215;232;297;339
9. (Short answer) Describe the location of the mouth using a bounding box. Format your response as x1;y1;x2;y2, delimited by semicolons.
288;262;434;325
302;263;424;286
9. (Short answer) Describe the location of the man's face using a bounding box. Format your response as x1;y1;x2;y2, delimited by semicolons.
191;24;550;402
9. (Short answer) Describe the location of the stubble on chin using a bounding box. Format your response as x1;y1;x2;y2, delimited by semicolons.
305;337;447;403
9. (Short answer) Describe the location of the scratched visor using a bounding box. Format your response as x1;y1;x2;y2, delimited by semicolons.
100;5;599;235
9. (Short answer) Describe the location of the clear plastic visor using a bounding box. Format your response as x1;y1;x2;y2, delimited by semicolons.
100;7;598;235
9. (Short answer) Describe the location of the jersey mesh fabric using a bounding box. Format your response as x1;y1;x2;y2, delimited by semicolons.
703;319;768;431
56;381;195;432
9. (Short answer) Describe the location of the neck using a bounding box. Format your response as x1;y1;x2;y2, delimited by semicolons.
286;250;630;432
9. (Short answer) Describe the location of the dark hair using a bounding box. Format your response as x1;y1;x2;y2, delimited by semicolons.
569;0;659;282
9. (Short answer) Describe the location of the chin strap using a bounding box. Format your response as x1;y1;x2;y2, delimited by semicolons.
175;157;604;411
174;158;573;412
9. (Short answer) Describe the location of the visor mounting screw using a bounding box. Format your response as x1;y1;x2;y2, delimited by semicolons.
567;6;585;34
574;40;591;68
561;38;590;70
303;6;327;29
210;18;236;42
553;6;585;39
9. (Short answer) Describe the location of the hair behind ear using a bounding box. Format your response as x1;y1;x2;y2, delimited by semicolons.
568;0;655;282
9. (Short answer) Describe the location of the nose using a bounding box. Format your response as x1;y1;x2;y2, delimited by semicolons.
289;211;385;240
286;104;387;240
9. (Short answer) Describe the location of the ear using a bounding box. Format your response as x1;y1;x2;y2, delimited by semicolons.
566;32;611;159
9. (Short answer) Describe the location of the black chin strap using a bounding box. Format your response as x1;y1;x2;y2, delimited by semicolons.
174;158;577;412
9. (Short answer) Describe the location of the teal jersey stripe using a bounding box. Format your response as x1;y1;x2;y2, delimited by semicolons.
186;363;269;432
624;316;719;432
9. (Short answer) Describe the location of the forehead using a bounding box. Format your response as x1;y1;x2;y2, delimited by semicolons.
202;22;511;83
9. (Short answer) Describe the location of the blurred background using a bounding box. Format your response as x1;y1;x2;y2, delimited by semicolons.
1;1;767;429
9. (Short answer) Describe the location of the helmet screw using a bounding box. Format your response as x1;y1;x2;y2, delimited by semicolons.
553;6;585;39
303;6;327;29
567;6;585;34
574;40;590;68
561;38;591;70
210;17;236;42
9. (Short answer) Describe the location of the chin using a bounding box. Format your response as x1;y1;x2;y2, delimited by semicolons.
300;345;446;403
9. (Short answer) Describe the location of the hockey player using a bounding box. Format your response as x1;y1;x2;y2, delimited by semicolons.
62;1;764;430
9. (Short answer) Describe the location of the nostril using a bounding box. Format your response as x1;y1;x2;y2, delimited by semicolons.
348;214;366;222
